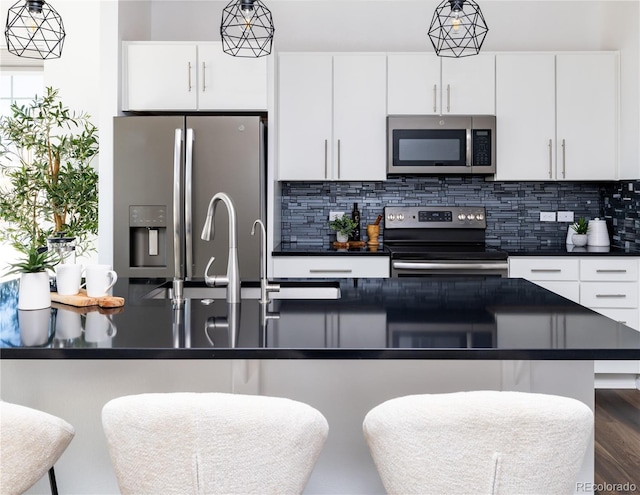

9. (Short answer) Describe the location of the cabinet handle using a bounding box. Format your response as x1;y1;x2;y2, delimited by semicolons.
309;269;353;274
561;139;566;178
187;62;192;92
548;139;553;178
324;139;328;178
337;139;341;179
530;269;562;273
202;62;206;92
595;294;627;298
433;84;437;113
446;84;451;112
596;269;627;274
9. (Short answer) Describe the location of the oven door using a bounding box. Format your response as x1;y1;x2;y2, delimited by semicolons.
391;260;509;278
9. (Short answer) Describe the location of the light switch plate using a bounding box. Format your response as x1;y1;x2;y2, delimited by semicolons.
557;211;574;222
539;211;556;222
329;211;345;221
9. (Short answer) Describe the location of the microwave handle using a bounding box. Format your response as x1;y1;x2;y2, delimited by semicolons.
466;128;472;167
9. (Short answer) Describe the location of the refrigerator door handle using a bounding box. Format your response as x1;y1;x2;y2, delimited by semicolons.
185;128;195;279
173;129;183;280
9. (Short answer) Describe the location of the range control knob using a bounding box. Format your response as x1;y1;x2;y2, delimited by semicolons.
457;213;466;221
476;213;485;221
397;213;405;221
466;214;476;221
387;213;396;221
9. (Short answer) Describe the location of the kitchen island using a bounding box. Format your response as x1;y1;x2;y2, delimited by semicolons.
2;277;639;494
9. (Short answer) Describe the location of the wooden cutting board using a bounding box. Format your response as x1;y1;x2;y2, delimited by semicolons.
51;289;125;308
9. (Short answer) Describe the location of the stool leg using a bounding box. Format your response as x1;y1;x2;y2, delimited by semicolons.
48;467;59;495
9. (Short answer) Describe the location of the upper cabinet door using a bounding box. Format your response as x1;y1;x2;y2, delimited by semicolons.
124;43;197;111
441;54;495;115
197;43;267;111
333;54;387;181
495;53;556;180
277;53;333;180
556;53;618;181
387;53;440;115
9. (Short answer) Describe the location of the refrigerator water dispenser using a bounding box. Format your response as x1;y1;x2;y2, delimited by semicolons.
129;206;167;267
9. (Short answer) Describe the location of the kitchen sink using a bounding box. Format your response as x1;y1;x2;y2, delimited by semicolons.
144;280;341;300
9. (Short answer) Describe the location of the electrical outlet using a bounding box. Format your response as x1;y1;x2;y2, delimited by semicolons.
539;211;556;222
557;211;574;222
329;211;345;221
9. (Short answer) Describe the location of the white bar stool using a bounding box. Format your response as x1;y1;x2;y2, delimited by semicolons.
102;392;329;494
363;390;593;495
0;401;75;495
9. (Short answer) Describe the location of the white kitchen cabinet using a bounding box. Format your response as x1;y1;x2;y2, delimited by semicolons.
123;42;267;111
510;256;640;387
277;53;387;181
508;257;580;303
495;52;618;181
387;53;495;115
272;256;389;279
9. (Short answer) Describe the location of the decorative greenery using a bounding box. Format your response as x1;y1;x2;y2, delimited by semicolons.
571;217;589;235
0;86;99;266
6;246;58;275
329;214;358;236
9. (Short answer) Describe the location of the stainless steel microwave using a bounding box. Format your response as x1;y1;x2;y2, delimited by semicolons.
387;115;496;176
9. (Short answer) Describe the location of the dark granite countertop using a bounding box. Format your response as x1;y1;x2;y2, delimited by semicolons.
273;241;639;257
273;242;389;256
1;277;639;360
492;242;640;257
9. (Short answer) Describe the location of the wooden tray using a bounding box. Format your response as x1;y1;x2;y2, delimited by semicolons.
332;241;366;249
51;289;124;308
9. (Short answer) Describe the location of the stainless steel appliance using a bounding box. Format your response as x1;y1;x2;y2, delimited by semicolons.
113;115;264;280
387;115;496;175
384;206;508;277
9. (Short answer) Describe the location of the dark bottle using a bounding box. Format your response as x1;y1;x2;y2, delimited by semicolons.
350;202;361;241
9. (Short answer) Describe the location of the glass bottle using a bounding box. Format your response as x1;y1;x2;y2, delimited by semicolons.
351;202;361;242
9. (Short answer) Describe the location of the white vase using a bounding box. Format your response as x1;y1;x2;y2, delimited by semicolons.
336;232;349;243
18;272;51;310
572;233;588;247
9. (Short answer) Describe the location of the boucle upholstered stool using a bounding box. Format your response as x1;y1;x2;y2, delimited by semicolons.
102;392;328;494
0;401;75;495
363;390;593;495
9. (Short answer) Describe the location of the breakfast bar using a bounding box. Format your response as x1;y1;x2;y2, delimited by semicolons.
1;277;639;494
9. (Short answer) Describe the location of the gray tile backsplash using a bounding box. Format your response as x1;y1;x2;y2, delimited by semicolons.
280;177;622;245
601;180;640;251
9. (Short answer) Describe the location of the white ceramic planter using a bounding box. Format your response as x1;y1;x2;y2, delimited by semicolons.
336;232;349;243
18;271;52;310
572;234;588;247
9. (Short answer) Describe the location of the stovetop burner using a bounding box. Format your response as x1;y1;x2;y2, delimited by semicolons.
384;206;508;262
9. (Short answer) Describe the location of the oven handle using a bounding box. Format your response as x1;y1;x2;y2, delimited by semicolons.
393;261;509;271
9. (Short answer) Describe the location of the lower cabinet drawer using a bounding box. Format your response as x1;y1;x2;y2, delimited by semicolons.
272;256;390;278
580;282;639;309
530;280;580;304
509;258;579;281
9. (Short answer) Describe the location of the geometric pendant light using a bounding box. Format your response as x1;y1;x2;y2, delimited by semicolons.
5;0;65;60
428;0;488;58
220;0;275;58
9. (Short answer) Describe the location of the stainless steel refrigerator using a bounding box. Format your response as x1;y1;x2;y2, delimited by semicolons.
113;115;264;280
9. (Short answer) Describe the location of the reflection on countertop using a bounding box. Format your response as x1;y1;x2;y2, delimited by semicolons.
1;277;639;360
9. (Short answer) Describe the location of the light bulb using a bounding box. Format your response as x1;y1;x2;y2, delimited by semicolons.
451;14;461;32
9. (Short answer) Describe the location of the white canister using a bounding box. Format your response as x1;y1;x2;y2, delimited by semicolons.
586;218;610;247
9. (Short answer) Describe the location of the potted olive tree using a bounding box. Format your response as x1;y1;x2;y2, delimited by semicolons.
0;87;99;307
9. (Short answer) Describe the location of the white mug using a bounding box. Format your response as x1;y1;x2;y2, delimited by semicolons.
84;265;118;297
55;263;84;296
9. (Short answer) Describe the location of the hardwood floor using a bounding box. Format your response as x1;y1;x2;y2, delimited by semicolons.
595;389;640;495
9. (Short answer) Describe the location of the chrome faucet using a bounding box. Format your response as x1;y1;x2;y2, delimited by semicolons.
251;219;280;304
201;192;240;304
